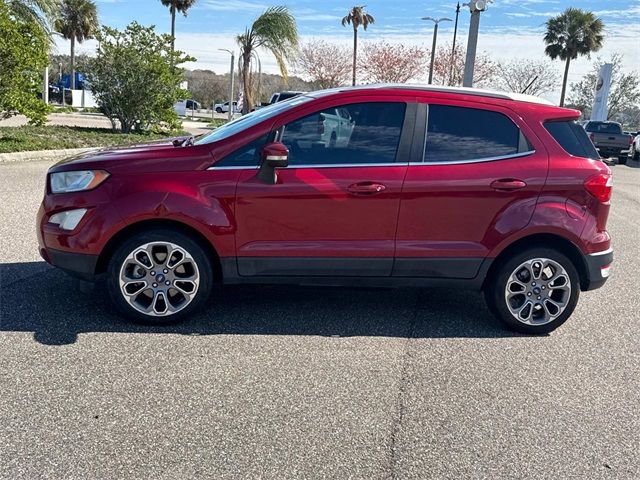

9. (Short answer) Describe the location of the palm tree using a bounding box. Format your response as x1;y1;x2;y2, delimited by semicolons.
159;0;197;53
236;6;298;114
342;5;375;86
544;8;604;107
55;0;98;90
7;0;59;36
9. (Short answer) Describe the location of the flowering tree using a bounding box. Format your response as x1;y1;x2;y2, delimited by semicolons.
494;59;559;96
359;42;428;83
431;43;496;88
295;40;352;89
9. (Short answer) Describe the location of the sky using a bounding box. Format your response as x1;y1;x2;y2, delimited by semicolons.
54;0;640;103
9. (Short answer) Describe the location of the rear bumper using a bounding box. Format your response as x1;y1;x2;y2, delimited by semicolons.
597;147;629;156
583;248;613;291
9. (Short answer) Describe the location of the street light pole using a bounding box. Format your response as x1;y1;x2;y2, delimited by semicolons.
449;2;461;85
462;0;491;88
422;16;452;85
219;49;235;121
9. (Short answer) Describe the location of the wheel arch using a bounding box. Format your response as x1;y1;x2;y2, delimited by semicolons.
483;233;589;291
95;219;223;282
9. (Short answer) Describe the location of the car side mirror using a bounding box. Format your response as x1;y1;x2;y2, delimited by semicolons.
257;141;289;184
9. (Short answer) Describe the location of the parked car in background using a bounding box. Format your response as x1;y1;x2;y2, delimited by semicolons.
37;85;613;335
214;101;238;113
584;121;632;163
629;133;640;161
173;99;201;116
291;106;355;148
268;91;305;104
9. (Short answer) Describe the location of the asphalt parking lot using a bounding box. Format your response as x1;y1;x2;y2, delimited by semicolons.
1;159;638;479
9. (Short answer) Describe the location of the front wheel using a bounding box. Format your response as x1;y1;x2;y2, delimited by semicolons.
215;107;223;113
106;229;213;325
484;248;579;334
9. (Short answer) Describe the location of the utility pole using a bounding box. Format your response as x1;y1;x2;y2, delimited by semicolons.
449;2;461;85
462;0;491;88
219;49;235;121
422;17;451;84
42;67;49;105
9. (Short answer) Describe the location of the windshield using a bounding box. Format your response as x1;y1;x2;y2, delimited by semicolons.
194;95;313;145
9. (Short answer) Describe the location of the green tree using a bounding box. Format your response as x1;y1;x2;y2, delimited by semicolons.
341;5;375;86
544;8;604;107
236;6;298;114
55;0;98;90
0;2;50;125
567;54;640;122
159;0;196;53
87;22;194;133
6;0;59;36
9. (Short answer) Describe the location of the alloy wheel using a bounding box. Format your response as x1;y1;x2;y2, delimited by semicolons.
118;241;200;317
504;257;571;326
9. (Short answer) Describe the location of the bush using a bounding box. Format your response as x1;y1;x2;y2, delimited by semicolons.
87;22;194;133
0;2;51;125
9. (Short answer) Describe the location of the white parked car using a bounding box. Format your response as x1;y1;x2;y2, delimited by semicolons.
173;99;201;116
629;132;640;161
214;101;239;113
289;106;355;149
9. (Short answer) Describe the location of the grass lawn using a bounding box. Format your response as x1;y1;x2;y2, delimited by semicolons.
207;118;228;128
0;126;187;153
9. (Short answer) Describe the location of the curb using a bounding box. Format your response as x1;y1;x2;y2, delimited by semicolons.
0;147;99;164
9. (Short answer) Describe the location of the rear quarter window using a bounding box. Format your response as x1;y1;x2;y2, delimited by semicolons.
544;121;599;159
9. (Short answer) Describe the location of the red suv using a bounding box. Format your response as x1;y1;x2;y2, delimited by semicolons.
37;85;613;334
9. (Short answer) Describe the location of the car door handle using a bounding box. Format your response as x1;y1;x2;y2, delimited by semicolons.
347;182;387;195
490;179;527;191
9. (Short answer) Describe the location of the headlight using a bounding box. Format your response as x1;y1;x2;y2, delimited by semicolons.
50;170;110;193
49;208;88;230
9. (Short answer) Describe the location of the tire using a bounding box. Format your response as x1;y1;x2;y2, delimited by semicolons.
633;147;640;162
106;228;213;325
215;107;223;113
618;155;627;165
484;248;580;334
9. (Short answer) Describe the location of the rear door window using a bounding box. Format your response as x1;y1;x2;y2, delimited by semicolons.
544;121;599;158
424;105;532;163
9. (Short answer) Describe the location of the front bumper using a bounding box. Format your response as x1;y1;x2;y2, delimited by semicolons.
583;248;613;291
40;247;99;281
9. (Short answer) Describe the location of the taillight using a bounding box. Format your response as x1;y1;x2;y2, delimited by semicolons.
588;133;595;144
584;173;613;203
317;119;325;135
629;136;634;145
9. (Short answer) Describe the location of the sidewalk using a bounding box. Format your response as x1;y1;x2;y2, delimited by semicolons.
0;113;211;135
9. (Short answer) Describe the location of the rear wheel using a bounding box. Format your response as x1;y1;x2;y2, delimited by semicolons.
106;229;213;325
618;155;627;165
215;107;223;113
485;248;579;334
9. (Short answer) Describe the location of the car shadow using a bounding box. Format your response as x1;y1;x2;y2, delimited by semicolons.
1;261;528;346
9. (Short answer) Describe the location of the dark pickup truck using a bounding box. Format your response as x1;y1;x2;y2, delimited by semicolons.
584;121;633;163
